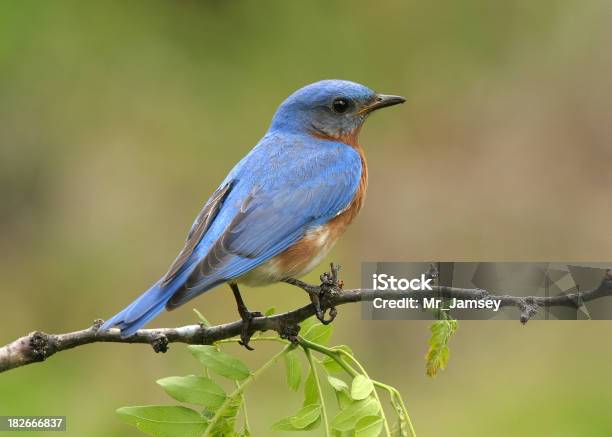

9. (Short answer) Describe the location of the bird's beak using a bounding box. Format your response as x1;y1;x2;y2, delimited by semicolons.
359;94;406;114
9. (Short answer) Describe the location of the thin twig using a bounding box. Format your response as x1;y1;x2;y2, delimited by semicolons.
1;265;611;374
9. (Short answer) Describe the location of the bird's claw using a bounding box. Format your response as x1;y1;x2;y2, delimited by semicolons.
311;263;342;324
283;263;343;326
309;291;337;325
316;306;337;325
238;310;263;350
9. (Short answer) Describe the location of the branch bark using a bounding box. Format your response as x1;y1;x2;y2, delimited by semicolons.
1;265;611;374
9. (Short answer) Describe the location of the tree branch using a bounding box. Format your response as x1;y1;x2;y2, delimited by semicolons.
2;265;611;374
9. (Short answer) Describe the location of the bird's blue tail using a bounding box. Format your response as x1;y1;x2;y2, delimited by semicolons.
101;280;182;337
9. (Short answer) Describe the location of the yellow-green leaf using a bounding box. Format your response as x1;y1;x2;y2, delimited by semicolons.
289;404;321;429
355;415;384;437
117;405;206;437
322;345;353;374
331;397;379;432
303;370;318;407
157;375;226;408
264;307;276;316
284;349;302;391
425;318;458;377
302;323;333;345
299;316;318;332
193;309;211;327
188;345;250;380
327;376;349;393
350;375;374;400
272;417;298;431
272;415;321;432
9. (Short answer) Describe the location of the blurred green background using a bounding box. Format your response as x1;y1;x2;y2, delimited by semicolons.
2;1;612;436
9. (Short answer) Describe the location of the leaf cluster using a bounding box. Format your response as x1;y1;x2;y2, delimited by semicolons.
117;309;456;436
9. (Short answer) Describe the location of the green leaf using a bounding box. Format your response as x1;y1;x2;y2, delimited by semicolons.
193;309;211;327
302;370;318;407
299;316;318;332
157;375;226;408
272;417;322;432
301;323;333;345
322;345;353;374
425;318;458;377
327;376;349;392
188;345;250;380
331;397;379;432
355;415;384;437
336;389;353;410
117;405;206;437
328;376;353;409
209;396;242;436
272;417;297;431
350;375;374;400
289;404;322;429
284;349;302;391
271;405;321;432
264;307;276;316
301;416;322;431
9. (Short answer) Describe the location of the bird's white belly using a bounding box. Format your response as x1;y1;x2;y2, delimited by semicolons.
237;227;336;286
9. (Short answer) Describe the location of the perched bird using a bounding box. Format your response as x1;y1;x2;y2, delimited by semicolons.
102;79;404;347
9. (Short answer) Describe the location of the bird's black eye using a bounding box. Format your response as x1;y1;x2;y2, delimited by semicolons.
332;98;351;114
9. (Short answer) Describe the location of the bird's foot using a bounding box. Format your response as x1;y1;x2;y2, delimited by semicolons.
237;309;263;351
284;263;343;325
229;282;263;350
315;263;342;324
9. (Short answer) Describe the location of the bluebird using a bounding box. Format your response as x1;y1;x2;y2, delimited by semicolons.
101;80;404;347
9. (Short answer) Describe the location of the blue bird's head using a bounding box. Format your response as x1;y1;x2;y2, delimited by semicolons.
269;79;405;143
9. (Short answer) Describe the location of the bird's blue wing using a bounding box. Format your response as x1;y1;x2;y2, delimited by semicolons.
161;181;234;286
166;138;363;308
102;136;362;335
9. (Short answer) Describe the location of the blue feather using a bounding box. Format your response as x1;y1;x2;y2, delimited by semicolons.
100;79;388;335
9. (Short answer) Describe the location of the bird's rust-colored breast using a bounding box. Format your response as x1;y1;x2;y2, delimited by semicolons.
273;138;368;277
325;141;368;238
